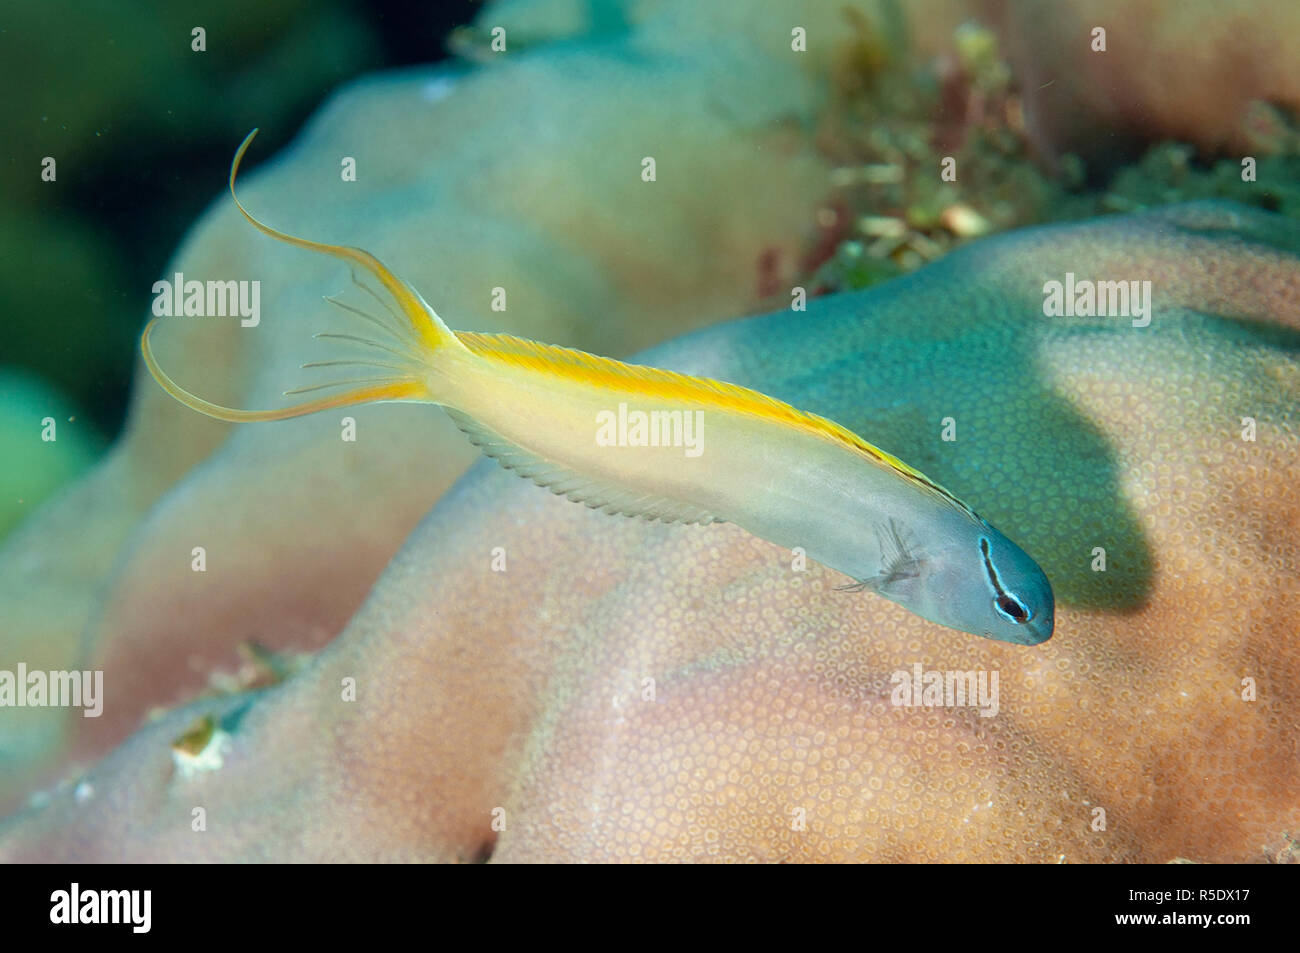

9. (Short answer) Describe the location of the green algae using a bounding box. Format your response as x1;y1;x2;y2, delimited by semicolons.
814;20;1300;294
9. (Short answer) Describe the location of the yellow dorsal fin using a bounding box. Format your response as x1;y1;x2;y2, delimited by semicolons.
456;331;976;517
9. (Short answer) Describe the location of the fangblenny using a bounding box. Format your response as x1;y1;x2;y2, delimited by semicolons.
141;131;1054;645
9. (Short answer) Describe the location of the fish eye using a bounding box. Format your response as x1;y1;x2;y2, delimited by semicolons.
994;593;1031;624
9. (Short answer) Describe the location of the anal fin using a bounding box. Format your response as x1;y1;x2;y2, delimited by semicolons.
443;408;722;526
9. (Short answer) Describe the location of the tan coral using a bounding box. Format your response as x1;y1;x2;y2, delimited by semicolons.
2;202;1296;862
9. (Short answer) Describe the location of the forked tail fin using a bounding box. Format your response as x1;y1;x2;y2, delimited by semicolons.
140;317;427;422
140;128;467;423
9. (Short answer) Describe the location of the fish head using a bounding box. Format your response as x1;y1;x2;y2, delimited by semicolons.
883;519;1054;645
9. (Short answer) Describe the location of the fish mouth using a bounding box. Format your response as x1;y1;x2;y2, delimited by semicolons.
1019;617;1054;645
986;619;1053;646
1021;625;1052;646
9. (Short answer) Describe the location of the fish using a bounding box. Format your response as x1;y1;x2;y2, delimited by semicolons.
140;130;1054;645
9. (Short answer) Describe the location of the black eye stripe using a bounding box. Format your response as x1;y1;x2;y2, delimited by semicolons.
981;537;1032;624
979;537;1004;595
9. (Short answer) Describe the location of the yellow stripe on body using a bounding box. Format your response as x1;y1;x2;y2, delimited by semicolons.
455;331;977;519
